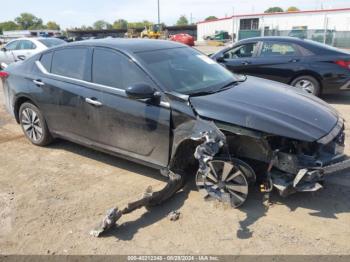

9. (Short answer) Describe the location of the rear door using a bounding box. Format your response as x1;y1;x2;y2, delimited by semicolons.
34;47;103;141
249;41;304;83
90;47;171;167
221;41;260;75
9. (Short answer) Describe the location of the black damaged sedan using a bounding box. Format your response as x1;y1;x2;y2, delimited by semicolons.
1;39;349;208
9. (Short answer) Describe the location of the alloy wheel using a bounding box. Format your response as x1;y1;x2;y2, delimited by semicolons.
294;79;315;94
196;160;249;208
21;108;43;142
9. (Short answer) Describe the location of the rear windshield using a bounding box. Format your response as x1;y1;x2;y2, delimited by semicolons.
38;38;66;48
305;39;350;54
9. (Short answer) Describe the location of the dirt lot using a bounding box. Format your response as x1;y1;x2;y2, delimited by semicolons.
1;65;350;255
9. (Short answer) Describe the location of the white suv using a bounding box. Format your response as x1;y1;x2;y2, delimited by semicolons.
0;37;66;65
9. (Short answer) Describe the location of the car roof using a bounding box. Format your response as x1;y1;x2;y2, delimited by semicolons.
238;36;305;43
62;38;186;53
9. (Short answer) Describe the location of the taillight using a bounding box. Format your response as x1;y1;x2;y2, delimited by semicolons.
0;71;9;79
335;60;350;70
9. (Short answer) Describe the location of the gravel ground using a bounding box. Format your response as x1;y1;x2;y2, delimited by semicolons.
0;62;350;255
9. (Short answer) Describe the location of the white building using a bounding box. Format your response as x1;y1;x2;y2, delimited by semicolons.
197;7;350;43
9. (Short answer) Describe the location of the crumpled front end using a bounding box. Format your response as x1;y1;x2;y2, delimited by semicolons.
267;117;350;196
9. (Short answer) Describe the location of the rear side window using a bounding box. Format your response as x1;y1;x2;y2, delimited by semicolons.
260;42;297;56
92;48;152;89
51;48;88;80
40;52;53;71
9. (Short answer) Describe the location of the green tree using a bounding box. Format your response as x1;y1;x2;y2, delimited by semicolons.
93;20;112;30
176;15;189;26
113;19;128;30
264;7;284;13
128;20;152;29
205;16;218;21
287;6;300;12
46;21;60;30
0;21;19;34
15;13;43;29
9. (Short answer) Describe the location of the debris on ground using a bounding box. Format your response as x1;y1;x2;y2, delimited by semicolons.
168;210;181;221
90;119;226;237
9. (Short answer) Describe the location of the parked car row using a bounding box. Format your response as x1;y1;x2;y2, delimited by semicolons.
1;38;349;208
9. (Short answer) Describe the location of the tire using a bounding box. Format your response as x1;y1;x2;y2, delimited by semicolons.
196;157;254;208
290;75;320;96
19;102;53;146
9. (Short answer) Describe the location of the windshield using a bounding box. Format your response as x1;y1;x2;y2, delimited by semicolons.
136;47;238;95
38;38;66;48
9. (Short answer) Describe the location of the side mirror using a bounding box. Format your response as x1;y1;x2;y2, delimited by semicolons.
1;47;7;52
126;83;156;100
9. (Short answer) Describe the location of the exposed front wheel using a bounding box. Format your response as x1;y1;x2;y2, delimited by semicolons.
291;76;320;96
196;159;253;208
19;102;53;146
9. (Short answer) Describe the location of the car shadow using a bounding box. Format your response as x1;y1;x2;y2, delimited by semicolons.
48;140;350;240
48;139;168;182
102;182;193;240
48;139;192;240
322;92;350;105
236;179;350;239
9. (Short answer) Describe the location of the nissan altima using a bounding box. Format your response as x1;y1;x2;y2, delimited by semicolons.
1;39;349;208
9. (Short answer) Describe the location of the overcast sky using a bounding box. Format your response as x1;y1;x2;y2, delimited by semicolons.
2;0;350;29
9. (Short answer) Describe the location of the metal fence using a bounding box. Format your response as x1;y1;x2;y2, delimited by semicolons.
238;29;350;49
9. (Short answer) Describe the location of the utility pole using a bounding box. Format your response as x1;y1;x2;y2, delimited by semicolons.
232;8;235;44
157;0;160;24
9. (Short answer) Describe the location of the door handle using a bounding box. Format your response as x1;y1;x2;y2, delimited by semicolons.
85;97;102;107
289;59;300;63
17;55;26;61
241;61;251;65
33;79;45;86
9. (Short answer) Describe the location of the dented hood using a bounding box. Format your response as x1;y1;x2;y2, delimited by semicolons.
189;76;339;142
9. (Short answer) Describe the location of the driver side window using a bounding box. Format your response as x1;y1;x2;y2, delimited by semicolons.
224;42;258;59
5;41;19;51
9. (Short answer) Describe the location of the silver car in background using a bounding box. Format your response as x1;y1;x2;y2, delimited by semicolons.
0;37;66;65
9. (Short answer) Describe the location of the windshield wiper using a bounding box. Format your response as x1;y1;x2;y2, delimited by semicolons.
189;77;247;97
220;76;247;90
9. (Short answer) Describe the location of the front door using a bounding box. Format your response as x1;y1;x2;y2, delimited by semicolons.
0;40;19;64
90;47;171;167
13;40;37;61
221;42;260;75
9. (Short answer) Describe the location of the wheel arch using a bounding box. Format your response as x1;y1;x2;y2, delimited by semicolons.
13;96;40;123
169;138;200;178
289;70;323;92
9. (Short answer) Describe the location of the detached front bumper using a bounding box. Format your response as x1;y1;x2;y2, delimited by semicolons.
272;157;350;197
